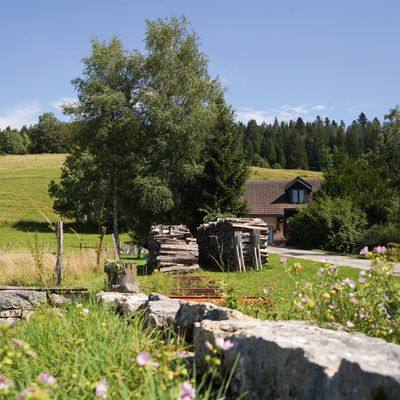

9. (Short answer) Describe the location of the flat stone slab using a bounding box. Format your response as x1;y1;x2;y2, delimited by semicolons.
0;290;47;311
194;319;400;400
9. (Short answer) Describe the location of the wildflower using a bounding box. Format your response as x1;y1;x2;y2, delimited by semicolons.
38;373;57;387
95;379;108;399
262;287;269;296
359;275;366;284
346;321;354;328
341;278;356;289
328;303;337;310
359;311;369;319
80;308;90;317
0;376;13;391
280;257;287;264
215;337;235;351
322;292;330;300
359;246;368;255
304;281;311;289
317;268;324;277
177;381;195;400
16;387;37;400
348;293;358;304
330;283;339;290
373;245;387;254
136;352;160;367
301;296;310;303
292;262;303;274
174;350;189;359
204;341;213;350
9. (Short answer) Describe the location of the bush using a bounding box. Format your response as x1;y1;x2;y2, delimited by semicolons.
272;163;282;169
359;223;400;249
287;196;367;253
250;154;269;168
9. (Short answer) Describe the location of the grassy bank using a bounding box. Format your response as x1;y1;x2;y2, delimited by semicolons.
249;166;322;181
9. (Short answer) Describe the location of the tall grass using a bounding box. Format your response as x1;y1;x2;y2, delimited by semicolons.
1;302;238;399
0;248;110;291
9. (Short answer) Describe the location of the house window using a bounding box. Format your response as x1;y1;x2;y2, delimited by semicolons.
290;189;306;204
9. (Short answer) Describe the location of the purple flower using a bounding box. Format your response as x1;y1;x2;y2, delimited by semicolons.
215;337;235;351
373;245;387;254
280;257;287;264
359;246;368;255
38;373;57;387
136;352;160;367
178;381;196;400
17;387;37;400
95;379;108;399
204;341;213;350
341;278;356;289
301;296;310;303
0;376;13;391
317;268;324;277
359;311;369;319
328;303;337;310
174;350;189;359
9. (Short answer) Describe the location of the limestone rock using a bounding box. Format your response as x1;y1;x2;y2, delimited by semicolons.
137;293;182;327
175;301;249;340
0;290;46;311
194;319;400;400
117;293;149;316
96;291;131;305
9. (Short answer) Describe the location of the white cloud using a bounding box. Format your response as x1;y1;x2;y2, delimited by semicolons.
50;97;78;112
0;103;41;130
236;104;328;124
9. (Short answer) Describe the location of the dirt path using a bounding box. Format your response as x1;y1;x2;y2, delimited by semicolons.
268;246;400;274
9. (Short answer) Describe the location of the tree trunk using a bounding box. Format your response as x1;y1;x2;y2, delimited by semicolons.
112;178;120;257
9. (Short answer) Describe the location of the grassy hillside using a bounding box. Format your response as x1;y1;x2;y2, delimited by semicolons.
249;166;322;181
0;155;321;250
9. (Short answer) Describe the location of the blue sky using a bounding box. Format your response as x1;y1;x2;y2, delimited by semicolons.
0;0;399;129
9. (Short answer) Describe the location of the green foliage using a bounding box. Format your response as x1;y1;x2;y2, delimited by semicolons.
48;148;107;224
0;128;28;154
321;151;394;225
287;196;367;253
286;255;400;344
29;113;69;154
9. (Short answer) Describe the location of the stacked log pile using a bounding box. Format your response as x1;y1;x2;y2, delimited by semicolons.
147;225;199;273
197;218;269;271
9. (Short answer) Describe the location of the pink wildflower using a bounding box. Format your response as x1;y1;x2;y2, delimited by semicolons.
204;341;213;350
280;257;287;264
359;311;369;319
373;245;387;254
38;373;57;387
215;337;235;351
136;352;160;367
17;387;37;400
95;379;108;399
178;381;196;400
328;303;337;310
359;246;368;255
0;376;13;391
174;350;189;358
80;308;90;317
341;278;356;289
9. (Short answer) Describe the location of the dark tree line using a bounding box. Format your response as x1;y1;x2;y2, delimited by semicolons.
240;112;382;170
0;112;72;155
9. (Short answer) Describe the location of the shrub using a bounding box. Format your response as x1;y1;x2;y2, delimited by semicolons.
359;223;400;249
287;196;367;253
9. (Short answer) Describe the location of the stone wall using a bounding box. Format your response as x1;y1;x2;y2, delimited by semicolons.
0;289;86;325
97;291;400;400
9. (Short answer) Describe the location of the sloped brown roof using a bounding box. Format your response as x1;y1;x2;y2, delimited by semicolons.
243;178;322;216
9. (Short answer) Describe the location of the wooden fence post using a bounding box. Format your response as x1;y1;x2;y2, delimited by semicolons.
112;233;120;261
96;226;107;269
55;221;63;285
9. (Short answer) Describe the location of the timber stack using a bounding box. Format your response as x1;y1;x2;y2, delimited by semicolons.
197;218;269;271
147;225;199;273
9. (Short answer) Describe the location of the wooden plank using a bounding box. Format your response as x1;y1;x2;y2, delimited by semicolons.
252;229;260;270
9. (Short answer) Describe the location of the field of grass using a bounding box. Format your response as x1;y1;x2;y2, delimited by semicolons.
0;154;131;251
249;166;322;181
